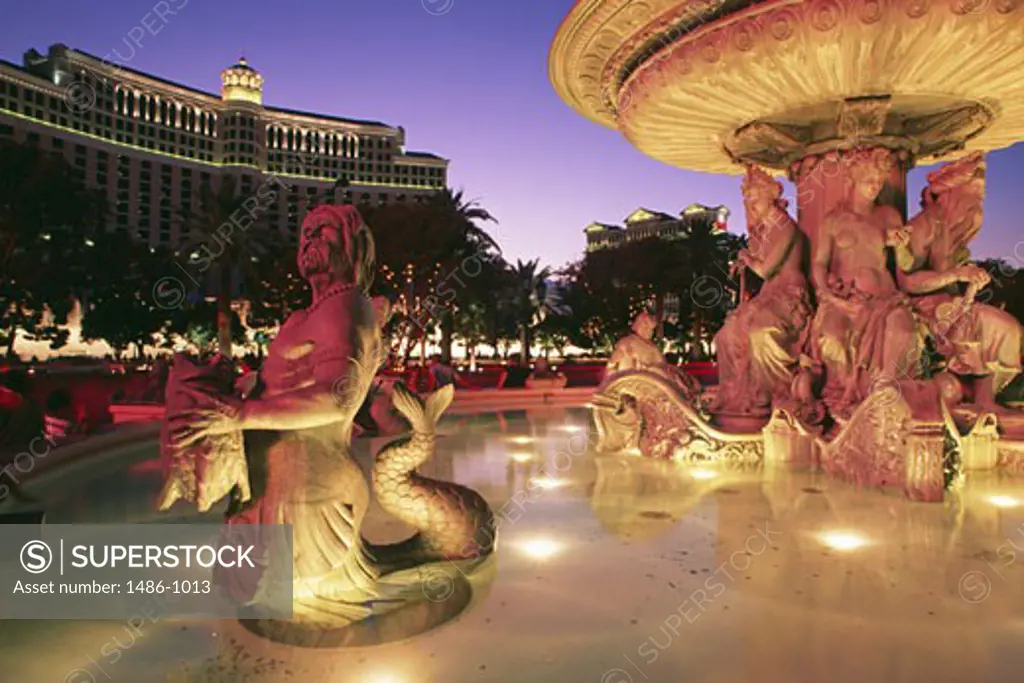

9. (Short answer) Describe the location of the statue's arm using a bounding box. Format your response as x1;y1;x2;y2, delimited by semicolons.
811;215;835;295
748;214;797;280
903;208;935;271
895;210;970;294
605;341;627;374
239;363;351;432
898;262;970;295
876;205;916;273
240;299;370;432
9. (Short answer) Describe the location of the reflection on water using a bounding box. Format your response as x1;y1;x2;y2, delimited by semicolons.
588;457;761;541
4;408;1024;682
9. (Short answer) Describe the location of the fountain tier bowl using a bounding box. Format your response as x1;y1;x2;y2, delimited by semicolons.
549;0;1024;173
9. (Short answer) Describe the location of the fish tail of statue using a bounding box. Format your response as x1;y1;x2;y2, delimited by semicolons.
391;382;454;436
373;382;495;563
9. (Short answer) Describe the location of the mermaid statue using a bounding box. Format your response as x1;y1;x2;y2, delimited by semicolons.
161;204;495;641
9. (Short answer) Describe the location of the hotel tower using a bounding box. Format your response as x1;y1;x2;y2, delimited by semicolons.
0;44;449;246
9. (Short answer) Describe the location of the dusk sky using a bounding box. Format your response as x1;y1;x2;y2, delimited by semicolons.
3;0;1022;269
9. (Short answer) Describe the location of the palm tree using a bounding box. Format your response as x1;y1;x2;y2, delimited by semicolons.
680;216;737;360
428;188;499;363
0;142;107;357
178;175;282;357
508;259;566;364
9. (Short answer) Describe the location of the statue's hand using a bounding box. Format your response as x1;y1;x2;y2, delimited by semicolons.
955;264;991;288
729;249;752;277
173;409;243;448
885;228;911;249
821;290;857;315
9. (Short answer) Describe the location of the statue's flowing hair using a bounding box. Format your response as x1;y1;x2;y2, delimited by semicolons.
305;204;377;293
743;164;788;211
922;152;986;265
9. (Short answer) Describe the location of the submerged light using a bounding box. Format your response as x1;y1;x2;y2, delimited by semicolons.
817;531;869;551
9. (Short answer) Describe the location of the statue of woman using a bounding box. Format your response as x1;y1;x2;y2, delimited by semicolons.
712;165;811;417
899;152;1023;411
810;148;924;410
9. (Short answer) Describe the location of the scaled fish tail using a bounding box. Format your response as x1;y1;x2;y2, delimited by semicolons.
391;383;454;435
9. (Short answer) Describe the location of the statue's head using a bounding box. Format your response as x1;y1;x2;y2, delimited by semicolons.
298;205;376;290
742;165;786;223
632;311;656;340
925;151;985;201
923;151;986;246
846;148;892;201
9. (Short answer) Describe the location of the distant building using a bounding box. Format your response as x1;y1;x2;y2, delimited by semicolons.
584;204;730;252
584;204;730;323
0;44;448;247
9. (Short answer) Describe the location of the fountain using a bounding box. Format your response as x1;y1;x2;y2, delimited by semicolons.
552;0;1024;501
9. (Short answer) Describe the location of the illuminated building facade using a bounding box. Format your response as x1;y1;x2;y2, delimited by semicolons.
584;204;730;252
0;44;448;246
584;205;731;323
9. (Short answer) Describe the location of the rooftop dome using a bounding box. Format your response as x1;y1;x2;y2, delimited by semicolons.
220;56;264;105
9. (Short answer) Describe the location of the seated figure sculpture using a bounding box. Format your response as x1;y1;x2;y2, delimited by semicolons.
810;148;925;413
605;311;699;397
712;165;812;424
165;204;494;637
899;152;1023;414
592;311;706;456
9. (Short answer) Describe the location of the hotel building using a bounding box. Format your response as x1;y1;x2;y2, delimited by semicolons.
0;44;448;246
584;205;731;323
584;205;730;252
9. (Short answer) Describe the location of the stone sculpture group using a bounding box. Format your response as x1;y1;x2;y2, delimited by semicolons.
593;150;1023;499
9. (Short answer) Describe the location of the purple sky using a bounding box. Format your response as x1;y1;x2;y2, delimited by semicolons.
3;0;1022;270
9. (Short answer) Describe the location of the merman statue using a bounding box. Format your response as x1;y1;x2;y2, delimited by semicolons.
161;204;495;639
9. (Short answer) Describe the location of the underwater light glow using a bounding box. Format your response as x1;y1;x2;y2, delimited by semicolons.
818;531;869;551
518;538;563;560
530;477;567;489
